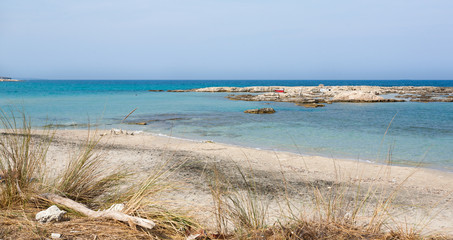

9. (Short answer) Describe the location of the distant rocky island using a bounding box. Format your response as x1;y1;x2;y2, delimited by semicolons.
165;85;453;107
0;77;21;82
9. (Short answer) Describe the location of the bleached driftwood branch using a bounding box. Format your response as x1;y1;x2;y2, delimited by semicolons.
40;193;155;230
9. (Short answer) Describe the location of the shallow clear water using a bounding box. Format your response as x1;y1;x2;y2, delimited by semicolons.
1;80;453;170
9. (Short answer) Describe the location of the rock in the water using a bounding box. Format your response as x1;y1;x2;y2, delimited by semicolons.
298;103;325;108
132;122;147;125
167;89;187;92
36;205;66;223
244;108;276;114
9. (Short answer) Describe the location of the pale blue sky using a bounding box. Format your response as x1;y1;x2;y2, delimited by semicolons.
1;0;452;80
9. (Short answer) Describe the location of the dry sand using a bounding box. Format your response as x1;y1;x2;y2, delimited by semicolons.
44;129;453;236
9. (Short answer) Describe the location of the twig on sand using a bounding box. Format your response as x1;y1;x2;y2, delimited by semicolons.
40;193;156;230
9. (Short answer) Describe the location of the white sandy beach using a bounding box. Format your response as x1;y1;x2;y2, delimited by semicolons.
44;129;453;235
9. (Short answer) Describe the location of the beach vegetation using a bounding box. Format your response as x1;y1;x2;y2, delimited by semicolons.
53;131;126;204
0;109;53;208
204;154;448;240
0;111;195;239
209;164;269;238
116;158;199;237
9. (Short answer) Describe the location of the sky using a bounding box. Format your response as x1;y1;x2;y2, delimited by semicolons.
1;0;452;80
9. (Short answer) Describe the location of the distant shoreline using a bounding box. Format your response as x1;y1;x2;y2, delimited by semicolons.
0;79;21;82
168;85;453;104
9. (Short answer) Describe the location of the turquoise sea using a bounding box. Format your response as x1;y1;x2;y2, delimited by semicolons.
1;80;453;171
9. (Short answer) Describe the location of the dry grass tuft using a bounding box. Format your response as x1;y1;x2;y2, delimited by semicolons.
225;168;268;233
0;109;53;208
53;131;126;204
209;165;230;236
116;160;199;237
260;220;445;240
208;164;269;237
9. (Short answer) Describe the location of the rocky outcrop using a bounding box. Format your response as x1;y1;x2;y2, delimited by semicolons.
167;90;187;92
0;79;21;82
170;85;453;106
296;103;325;108
332;91;383;102
127;122;147;125
193;87;279;93
244;108;276;114
0;77;21;82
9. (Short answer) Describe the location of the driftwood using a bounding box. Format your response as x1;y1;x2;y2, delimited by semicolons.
40;193;155;230
121;108;137;123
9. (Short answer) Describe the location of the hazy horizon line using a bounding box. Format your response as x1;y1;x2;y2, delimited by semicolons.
17;78;453;81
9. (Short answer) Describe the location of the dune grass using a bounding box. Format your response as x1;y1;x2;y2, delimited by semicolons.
53;131;126;204
0;110;53;208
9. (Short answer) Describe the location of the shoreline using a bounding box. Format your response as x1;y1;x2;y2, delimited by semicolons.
104;128;453;184
104;126;453;174
44;128;453;234
43;124;453;174
51;128;453;194
150;131;450;172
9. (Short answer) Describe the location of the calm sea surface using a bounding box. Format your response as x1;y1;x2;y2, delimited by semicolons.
1;80;453;170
